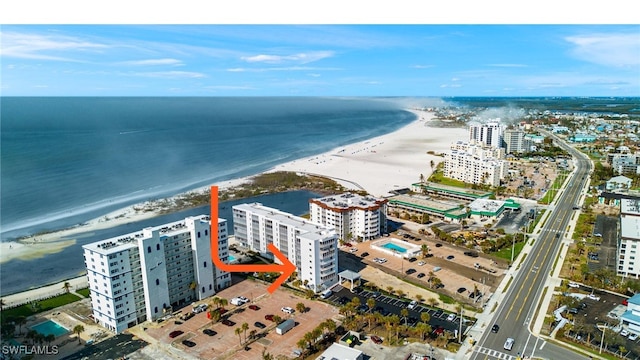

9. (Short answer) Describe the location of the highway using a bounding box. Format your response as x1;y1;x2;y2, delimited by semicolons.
471;131;593;360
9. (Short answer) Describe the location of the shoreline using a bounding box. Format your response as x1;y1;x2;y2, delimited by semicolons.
1;108;467;279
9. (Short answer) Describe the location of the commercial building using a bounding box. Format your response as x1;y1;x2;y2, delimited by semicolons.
82;215;231;333
607;153;640;175
317;342;364;360
233;203;338;293
387;194;468;223
617;199;640;278
309;193;387;242
621;293;640;334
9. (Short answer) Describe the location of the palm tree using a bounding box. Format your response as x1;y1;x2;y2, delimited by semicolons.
242;322;249;343
415;322;431;341
386;286;394;295
400;308;409;325
249;329;257;341
427;298;438;307
218;297;228;309
208;309;221;324
262;349;274;360
62;281;71;294
397;290;406;299
421;312;430;324
324;319;336;334
272;315;282;324
73;324;84;344
296;302;306;314
296;338;307;352
415;294;424;303
421;244;430;258
367;298;376;313
234;327;242;345
0;298;5;311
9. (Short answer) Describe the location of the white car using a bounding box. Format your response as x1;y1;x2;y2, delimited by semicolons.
503;337;514;351
446;313;456;322
621;329;630;337
568;282;580;288
418;261;426;266
408;300;418;310
238;296;249;303
629;333;638;341
281;306;295;314
587;294;601;301
350;248;358;253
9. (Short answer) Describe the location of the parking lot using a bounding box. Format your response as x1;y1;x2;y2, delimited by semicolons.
327;284;472;337
142;276;339;359
343;234;505;306
588;214;618;273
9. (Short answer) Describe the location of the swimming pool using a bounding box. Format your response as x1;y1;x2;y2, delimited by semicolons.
382;242;408;253
31;319;69;337
228;254;236;262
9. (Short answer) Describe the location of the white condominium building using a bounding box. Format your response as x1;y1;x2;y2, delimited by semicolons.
232;203;338;293
469;121;504;148
444;141;507;187
309;193;388;242
82;215;231;333
617;199;640;278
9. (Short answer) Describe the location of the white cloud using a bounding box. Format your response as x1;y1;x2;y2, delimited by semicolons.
227;66;340;72
241;51;334;64
130;71;206;78
0;31;108;61
487;63;528;68
118;58;183;66
565;33;640;67
411;64;434;69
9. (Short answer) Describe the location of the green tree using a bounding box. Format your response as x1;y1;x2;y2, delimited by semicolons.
420;312;430;324
400;308;409;325
242;322;249;342
421;244;430;258
296;302;306;314
235;327;242;345
367;298;376;313
62;281;71;294
73;324;85;344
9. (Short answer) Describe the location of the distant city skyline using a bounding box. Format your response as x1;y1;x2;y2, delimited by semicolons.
1;25;638;96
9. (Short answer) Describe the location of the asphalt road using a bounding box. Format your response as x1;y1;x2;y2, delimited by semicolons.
471;131;594;360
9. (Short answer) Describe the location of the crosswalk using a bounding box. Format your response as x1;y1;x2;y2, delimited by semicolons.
473;346;517;360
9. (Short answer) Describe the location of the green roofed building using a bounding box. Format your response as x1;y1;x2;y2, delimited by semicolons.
411;182;493;201
468;198;521;221
387;194;469;223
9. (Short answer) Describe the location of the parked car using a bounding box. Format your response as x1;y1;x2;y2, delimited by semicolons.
361;252;369;257
629;333;638;341
621;329;630;337
418;261;426;266
350;248;358;253
446;313;456;322
222;319;235;326
417;272;426;278
464;251;479;258
265;314;274;321
587;294;601;301
568;282;580;288
405;268;417;275
169;330;184;338
446;255;455;260
435;243;443;247
182;340;196;347
249;304;260;311
203;329;217;336
281;306;295;314
370;335;383;344
433;327;444;335
254;321;267;329
408;257;417;262
457;287;466;294
408;300;418;310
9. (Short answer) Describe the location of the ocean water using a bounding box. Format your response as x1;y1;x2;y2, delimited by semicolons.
1;97;416;240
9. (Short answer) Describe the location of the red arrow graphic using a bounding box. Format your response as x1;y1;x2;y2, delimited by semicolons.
210;185;297;293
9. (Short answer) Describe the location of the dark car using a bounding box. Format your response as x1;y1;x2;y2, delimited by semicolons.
182;340;196;347
435;283;445;289
457;287;467;294
370;335;383;344
433;327;444;335
464;251;479;258
361;252;369;258
248;305;260;311
265;314;274;321
435;243;443;247
254;321;266;329
169;330;184;338
222;319;235;326
491;324;500;333
446;255;455;260
406;268;417;275
203;329;217;336
417;272;426;278
408;257;418;262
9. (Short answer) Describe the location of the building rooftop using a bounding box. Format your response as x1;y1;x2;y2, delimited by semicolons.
468;198;505;214
628;293;640;306
234;203;334;241
310;192;386;211
82;215;214;254
411;182;493;199
388;194;462;213
621;215;640;241
622;199;640;216
316;342;363;360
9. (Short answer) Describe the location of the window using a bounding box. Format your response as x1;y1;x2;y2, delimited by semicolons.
198;231;201;238
205;230;208;236
147;246;151;253
156;279;160;286
204;261;207;268
209;284;212;290
202;286;205;293
156;244;160;251
154;306;158;313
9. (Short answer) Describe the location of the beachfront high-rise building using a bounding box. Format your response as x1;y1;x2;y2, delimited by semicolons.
503;129;525;154
82;215;230;333
232;203;338;292
469;121;504;148
444;141;507;187
617;199;640;278
309;193;388;242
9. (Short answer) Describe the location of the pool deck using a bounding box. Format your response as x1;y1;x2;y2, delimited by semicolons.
371;238;421;258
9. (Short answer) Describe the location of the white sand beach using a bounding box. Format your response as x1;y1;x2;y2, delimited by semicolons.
1;109;466;267
272;108;467;197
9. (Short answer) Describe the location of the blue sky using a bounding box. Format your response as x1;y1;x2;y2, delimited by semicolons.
1;25;639;96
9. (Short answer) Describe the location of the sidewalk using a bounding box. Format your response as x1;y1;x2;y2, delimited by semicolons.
1;275;88;308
